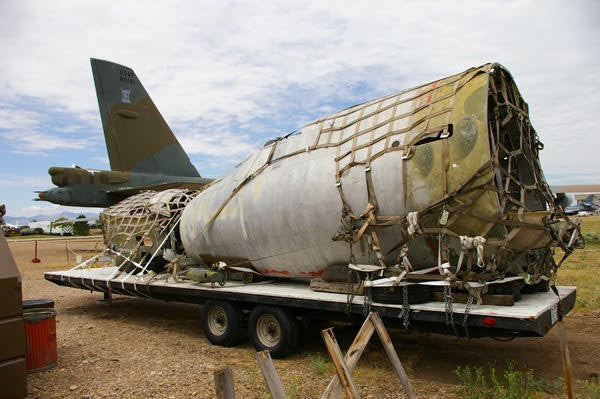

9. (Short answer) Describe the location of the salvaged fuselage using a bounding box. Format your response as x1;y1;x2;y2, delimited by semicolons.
179;63;579;283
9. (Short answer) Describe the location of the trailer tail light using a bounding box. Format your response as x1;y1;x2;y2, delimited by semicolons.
483;317;497;326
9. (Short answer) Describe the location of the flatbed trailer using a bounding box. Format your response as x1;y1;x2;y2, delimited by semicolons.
45;266;576;357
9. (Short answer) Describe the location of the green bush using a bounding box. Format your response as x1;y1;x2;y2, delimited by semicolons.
73;214;90;236
455;365;491;399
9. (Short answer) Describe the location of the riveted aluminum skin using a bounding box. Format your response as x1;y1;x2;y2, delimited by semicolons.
180;63;556;279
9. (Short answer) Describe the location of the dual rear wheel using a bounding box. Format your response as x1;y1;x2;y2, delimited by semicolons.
201;301;300;358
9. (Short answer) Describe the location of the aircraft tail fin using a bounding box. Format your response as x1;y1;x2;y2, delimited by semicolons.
91;58;200;177
583;194;595;204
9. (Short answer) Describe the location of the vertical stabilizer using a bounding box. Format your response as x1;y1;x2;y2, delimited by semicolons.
91;58;200;177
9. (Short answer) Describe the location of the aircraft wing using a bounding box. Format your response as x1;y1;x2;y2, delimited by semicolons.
106;180;214;196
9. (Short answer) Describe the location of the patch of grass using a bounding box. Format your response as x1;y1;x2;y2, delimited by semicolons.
580;379;600;399
8;234;56;240
308;352;329;376
247;368;259;386
455;363;600;398
454;365;490;399
285;374;301;398
555;216;600;310
454;363;562;399
527;375;564;394
584;232;600;245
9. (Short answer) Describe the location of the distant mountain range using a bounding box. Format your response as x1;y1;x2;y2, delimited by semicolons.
3;212;99;226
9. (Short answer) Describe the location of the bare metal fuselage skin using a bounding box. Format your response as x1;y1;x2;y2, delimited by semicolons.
181;64;565;280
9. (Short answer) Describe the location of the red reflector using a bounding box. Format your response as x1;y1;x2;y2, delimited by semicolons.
47;275;54;280
483;317;496;326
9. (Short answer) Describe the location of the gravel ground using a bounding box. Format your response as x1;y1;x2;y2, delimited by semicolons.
8;237;599;398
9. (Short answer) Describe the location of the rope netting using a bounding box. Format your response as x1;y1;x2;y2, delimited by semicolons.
325;64;582;291
101;189;200;270
69;189;201;282
188;64;583;295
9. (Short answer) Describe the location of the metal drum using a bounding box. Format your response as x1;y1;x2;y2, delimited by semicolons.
24;308;57;373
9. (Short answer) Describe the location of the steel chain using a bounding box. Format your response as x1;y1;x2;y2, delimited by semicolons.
363;289;372;316
444;285;458;336
463;293;473;338
402;285;410;329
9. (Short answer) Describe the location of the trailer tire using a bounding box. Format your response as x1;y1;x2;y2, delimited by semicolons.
372;284;431;304
248;305;299;358
201;300;243;347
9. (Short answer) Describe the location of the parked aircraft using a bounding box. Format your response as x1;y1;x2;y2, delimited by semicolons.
564;194;597;215
36;59;212;207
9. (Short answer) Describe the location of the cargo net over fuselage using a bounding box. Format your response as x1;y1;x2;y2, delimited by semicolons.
325;64;583;298
65;64;583;305
98;189;201;278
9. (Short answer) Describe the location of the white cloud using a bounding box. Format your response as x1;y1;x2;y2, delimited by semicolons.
0;0;598;175
91;156;110;166
179;131;258;158
0;175;48;188
2;130;90;153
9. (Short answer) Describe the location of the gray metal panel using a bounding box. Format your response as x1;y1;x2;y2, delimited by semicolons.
180;143;416;277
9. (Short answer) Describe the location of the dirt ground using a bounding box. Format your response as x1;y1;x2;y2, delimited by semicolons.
8;237;600;398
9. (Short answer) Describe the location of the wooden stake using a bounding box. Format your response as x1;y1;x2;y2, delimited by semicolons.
321;328;361;399
558;321;574;399
214;367;235;399
322;314;375;399
370;313;416;399
31;240;41;263
255;351;286;399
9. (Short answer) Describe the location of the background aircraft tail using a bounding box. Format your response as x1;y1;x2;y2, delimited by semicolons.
91;58;200;177
582;194;595;204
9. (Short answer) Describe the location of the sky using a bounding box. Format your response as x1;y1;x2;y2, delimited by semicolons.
0;0;598;218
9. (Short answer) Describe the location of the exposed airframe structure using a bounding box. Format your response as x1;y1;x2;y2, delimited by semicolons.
45;62;583;357
69;63;582;298
179;63;582;291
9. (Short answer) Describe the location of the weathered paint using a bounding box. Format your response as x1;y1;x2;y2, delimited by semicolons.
37;59;211;208
180;64;563;279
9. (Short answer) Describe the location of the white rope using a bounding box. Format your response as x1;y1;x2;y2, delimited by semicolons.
459;236;486;268
406;212;422;238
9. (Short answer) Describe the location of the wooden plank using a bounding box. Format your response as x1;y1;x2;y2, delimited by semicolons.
558;321;574;399
214;367;235;399
255;351;286;399
322;314;375;399
432;291;514;306
370;312;416;399
310;278;364;295
321;328;361;399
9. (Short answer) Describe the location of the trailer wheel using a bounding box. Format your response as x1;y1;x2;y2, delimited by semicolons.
201;300;243;346
248;306;299;358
